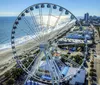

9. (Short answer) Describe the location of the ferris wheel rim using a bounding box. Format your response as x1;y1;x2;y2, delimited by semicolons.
11;3;85;84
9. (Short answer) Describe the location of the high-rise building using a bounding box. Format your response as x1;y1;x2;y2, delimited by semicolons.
84;13;89;23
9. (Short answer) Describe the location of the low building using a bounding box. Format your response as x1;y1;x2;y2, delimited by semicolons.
39;60;86;85
67;67;86;85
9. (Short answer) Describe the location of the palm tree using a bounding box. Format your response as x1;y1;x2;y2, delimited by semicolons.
90;61;94;64
90;68;96;72
90;64;94;68
89;72;95;77
92;49;95;53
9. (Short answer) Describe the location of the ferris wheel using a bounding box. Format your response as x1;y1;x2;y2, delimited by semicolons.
11;3;86;85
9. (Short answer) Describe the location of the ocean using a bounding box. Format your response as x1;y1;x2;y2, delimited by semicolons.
0;17;17;50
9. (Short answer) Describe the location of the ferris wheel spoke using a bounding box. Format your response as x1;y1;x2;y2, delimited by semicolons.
23;17;42;42
27;55;38;70
53;19;73;40
47;7;52;29
16;25;39;43
39;7;43;27
30;51;42;71
39;6;44;43
25;51;41;73
47;7;64;41
29;11;43;43
17;26;31;36
54;10;63;28
23;17;35;33
30;12;40;33
30;11;38;27
23;17;42;43
44;7;52;42
48;11;63;41
40;8;47;43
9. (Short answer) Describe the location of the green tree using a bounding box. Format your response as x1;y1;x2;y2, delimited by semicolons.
61;57;66;62
29;58;33;62
12;68;23;79
74;55;83;65
4;71;11;77
6;78;15;85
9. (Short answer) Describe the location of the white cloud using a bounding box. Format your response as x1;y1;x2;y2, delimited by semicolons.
0;12;20;16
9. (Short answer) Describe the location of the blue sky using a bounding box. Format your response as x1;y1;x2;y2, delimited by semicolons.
0;0;100;16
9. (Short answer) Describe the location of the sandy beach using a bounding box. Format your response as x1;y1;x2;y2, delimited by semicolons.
0;48;13;66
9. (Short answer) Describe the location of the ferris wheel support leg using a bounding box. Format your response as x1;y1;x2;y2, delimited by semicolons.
40;44;55;85
48;48;62;77
46;47;61;85
44;51;56;85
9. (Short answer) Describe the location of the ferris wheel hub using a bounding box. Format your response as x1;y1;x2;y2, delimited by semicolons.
39;43;48;50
